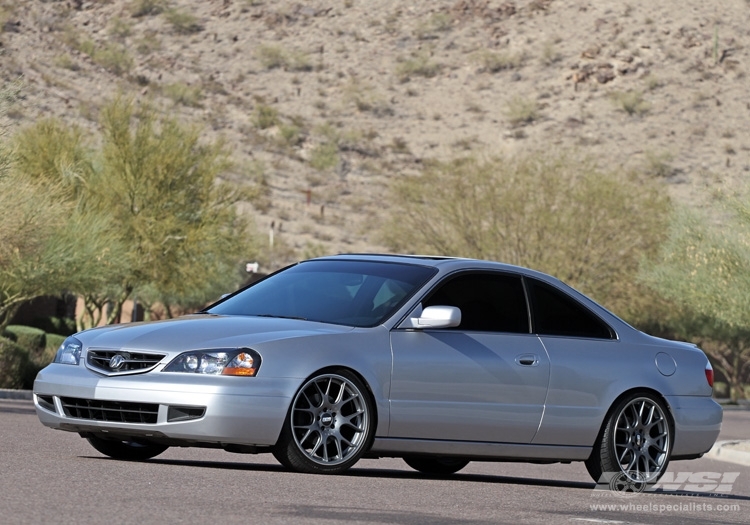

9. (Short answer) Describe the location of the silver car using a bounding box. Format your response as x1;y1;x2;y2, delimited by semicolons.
34;254;721;485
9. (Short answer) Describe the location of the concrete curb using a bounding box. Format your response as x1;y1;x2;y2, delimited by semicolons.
0;389;33;400
705;440;750;467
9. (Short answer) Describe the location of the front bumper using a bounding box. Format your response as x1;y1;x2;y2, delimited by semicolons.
33;363;299;447
665;395;723;458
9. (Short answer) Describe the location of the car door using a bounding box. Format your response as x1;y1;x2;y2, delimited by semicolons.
388;271;550;444
522;277;621;448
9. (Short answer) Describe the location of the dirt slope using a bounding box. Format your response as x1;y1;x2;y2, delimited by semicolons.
1;0;749;270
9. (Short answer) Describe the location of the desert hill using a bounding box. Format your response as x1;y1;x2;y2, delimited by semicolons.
1;0;749;270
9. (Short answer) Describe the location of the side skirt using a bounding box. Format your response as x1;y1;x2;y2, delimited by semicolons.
369;437;591;461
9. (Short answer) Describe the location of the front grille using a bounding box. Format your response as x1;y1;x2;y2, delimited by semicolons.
60;397;159;424
86;349;165;376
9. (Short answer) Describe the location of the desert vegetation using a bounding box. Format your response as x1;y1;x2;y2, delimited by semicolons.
1;0;749;395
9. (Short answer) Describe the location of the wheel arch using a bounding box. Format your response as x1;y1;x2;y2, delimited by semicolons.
276;365;380;450
589;386;675;456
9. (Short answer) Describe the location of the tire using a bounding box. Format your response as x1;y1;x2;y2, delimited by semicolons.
404;457;469;475
273;370;375;474
86;435;168;461
585;393;673;488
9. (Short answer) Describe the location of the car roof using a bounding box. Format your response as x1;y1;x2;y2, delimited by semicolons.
313;253;545;276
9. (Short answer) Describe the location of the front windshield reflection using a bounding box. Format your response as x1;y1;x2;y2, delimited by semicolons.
207;260;437;327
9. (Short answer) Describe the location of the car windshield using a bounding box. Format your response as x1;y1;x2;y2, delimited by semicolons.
206;259;437;327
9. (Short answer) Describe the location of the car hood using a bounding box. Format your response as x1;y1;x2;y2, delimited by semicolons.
76;315;356;355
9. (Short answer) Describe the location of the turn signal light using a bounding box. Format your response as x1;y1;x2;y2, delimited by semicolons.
221;352;258;376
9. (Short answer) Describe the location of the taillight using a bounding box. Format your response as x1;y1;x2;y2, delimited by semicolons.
705;362;714;388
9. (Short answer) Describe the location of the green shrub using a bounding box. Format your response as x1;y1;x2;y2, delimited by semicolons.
28;316;76;336
253;104;279;129
256;45;312;72
309;142;339;171
45;333;66;353
165;8;204;34
130;0;167;17
396;53;442;82
0;337;31;389
164;83;204;107
474;50;525;72
3;325;46;351
612;90;650;116
505;96;540;126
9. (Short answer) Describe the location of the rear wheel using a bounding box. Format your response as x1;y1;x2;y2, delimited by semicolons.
273;370;374;474
86;435;168;461
404;457;469;475
585;393;672;488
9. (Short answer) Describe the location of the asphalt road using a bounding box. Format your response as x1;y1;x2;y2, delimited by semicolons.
1;399;748;525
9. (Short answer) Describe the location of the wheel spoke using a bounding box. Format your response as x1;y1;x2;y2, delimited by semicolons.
302;390;318;409
333;436;344;459
311;434;325;456
341;410;364;426
313;381;326;402
296;428;313;445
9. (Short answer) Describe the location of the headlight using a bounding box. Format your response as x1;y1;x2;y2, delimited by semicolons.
164;348;261;376
54;336;83;365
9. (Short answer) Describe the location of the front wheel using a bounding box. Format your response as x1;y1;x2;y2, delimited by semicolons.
86;435;168;461
273;370;375;474
585;393;673;487
404;457;469;475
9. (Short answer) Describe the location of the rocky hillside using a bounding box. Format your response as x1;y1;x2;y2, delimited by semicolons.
1;0;749;270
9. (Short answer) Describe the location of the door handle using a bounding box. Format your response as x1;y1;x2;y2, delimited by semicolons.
515;354;539;366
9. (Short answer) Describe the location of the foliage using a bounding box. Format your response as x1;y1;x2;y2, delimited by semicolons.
253;103;279;129
505;96;540;126
130;0;167;17
256;45;312;72
612;90;650;116
2;325;46;351
644;150;674;178
27;316;76;336
81;97;254;322
641;206;750;400
5;116;131;328
383;151;671;320
0;327;61;389
13;118;89;198
163;83;204;108
396;52;442;82
165;8;204;35
474;50;525;72
309;142;339;171
0;337;29;389
0;81;21;178
5;95;258;333
415;13;452;40
343;79;393;117
93;43;135;76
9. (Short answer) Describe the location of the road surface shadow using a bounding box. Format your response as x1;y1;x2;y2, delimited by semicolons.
82;455;750;501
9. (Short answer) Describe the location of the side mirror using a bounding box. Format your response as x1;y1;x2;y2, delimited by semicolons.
407;305;461;329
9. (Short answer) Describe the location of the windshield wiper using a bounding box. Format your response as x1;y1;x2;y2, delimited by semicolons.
255;314;308;321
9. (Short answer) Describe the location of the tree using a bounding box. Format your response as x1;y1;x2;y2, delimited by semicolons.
383;152;671;321
641;207;750;401
81;97;255;323
8;116;130;329
1;83;119;328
